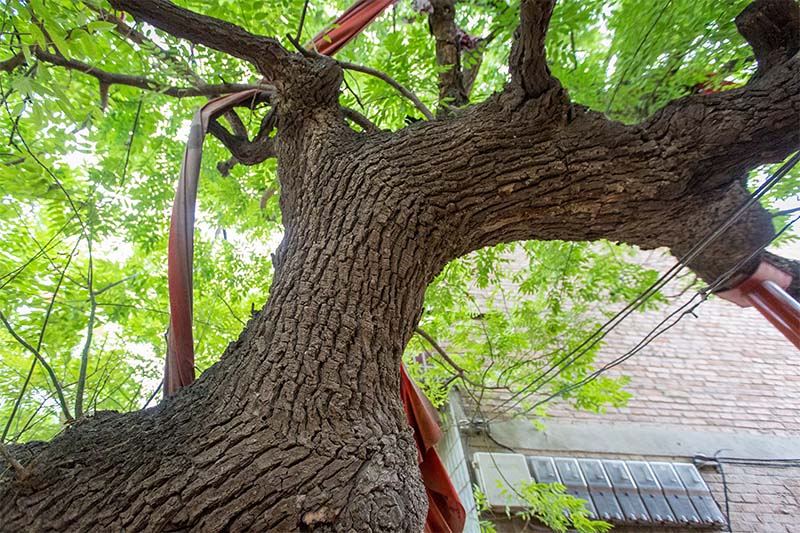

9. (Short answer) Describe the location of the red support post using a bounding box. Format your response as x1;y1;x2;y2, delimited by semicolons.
717;261;799;349
744;280;800;349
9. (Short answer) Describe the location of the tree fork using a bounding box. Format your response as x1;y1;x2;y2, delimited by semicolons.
2;1;800;531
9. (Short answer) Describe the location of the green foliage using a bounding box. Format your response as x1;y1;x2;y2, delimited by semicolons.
406;240;656;423
513;481;612;533
0;0;795;468
473;482;611;533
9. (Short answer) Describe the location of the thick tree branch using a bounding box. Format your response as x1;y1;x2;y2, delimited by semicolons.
408;0;799;299
0;53;25;73
107;0;291;79
735;0;800;79
461;41;487;98
644;4;800;190
508;0;558;98
208;114;277;166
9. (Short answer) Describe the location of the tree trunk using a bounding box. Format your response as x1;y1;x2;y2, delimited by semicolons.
1;106;440;531
2;0;799;530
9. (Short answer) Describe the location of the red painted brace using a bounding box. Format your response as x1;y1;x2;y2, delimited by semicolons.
717;261;800;349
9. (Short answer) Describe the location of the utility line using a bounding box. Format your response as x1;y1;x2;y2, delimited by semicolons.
487;151;799;417
498;212;799;419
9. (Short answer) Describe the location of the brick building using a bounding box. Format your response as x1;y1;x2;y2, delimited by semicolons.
434;254;799;533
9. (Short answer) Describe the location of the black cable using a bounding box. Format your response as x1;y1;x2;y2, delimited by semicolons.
488;152;800;418
507;212;799;418
494;212;799;418
694;454;800;468
713;450;733;533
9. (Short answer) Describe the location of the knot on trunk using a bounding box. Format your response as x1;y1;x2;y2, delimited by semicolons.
300;505;339;529
275;55;343;113
736;0;800;79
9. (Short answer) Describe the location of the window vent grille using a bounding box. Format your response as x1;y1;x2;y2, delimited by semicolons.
473;453;727;528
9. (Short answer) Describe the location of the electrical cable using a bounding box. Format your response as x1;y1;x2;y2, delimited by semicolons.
506;213;799;418
692;451;800;533
713;450;733;533
694;454;800;468
487;152;800;418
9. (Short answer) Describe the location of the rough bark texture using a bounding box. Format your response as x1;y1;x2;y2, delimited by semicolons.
2;0;799;531
430;0;469;108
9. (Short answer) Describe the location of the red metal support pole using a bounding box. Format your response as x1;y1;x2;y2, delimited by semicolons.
717;262;799;349
744;280;800;349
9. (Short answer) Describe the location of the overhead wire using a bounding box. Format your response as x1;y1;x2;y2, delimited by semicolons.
503;212;799;419
692;452;800;533
485;151;800;418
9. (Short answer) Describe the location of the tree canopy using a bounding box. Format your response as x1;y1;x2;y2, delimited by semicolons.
1;0;799;531
1;0;797;444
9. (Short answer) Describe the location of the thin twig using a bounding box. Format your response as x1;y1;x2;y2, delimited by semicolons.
339;61;435;120
2;361;36;443
119;96;143;186
0;443;27;479
0;311;73;422
92;274;137;297
74;299;96;420
0;213;78;289
216;292;245;326
143;380;163;409
296;0;311;42
414;326;468;374
773;206;800;218
414;326;504;390
1;233;81;442
285;33;316;58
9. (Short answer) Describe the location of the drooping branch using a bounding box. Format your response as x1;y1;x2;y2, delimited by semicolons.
20;47;265;98
508;0;557;97
107;0;291;79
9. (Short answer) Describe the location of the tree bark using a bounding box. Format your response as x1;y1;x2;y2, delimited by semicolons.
1;100;434;532
2;0;799;531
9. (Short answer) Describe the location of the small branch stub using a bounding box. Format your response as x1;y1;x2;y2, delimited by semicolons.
735;0;800;78
509;0;558;97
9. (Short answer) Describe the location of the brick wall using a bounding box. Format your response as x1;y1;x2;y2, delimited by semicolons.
450;250;799;532
542;295;800;435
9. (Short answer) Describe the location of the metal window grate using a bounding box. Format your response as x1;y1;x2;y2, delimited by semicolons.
473;453;728;529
